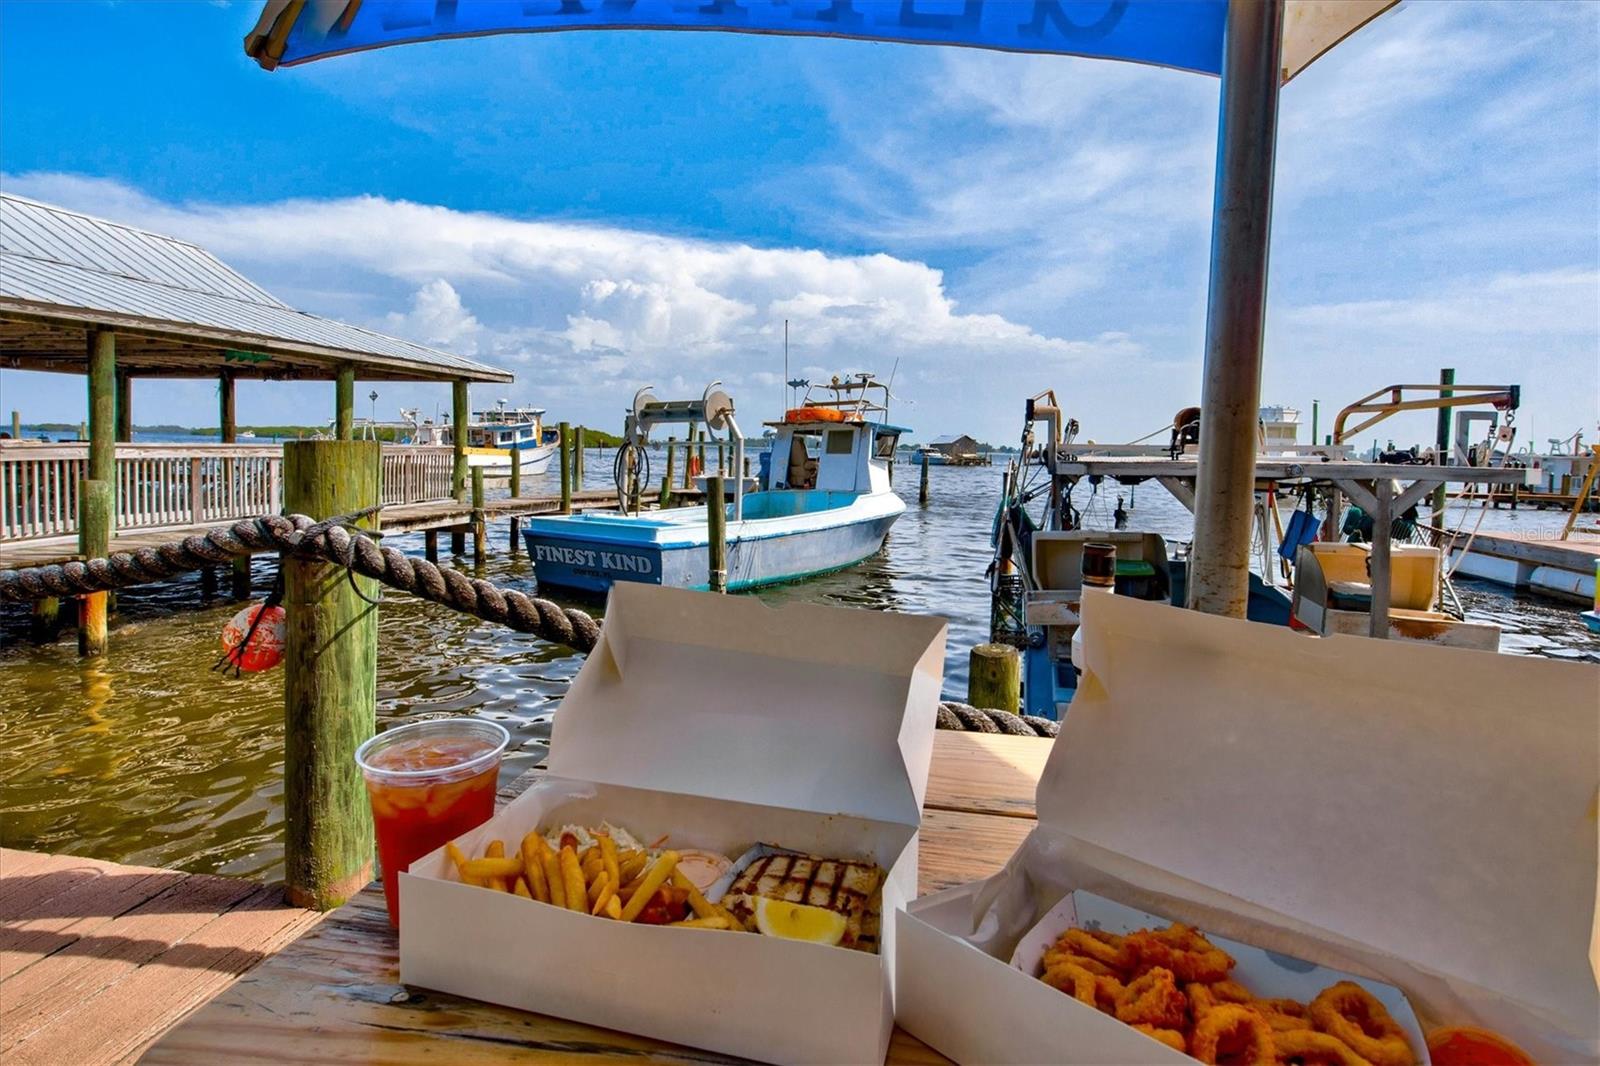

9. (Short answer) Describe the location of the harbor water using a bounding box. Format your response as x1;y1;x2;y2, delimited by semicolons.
1;453;1594;880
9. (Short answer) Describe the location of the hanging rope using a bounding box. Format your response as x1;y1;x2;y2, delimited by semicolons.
0;511;601;655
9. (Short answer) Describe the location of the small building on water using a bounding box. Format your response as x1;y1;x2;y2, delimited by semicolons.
917;434;989;467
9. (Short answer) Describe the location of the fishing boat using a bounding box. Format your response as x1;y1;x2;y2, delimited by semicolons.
403;401;558;478
524;376;906;593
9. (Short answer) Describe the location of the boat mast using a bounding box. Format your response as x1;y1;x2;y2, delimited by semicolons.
1187;0;1284;618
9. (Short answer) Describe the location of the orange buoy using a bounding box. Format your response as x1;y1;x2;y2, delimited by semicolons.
220;602;287;673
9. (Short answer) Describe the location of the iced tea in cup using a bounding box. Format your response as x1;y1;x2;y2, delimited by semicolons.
355;718;509;928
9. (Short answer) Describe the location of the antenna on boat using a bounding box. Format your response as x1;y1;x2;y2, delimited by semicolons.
886;357;900;417
783;318;789;411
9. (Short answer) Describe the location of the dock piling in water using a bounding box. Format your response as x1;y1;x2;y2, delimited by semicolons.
707;475;727;593
574;426;585;485
471;467;486;565
968;642;1021;714
920;452;930;505
282;439;379;911
559;421;572;515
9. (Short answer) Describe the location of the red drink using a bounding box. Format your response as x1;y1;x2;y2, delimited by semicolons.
355;719;509;928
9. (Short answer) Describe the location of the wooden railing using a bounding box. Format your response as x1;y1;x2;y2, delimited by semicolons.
0;443;457;543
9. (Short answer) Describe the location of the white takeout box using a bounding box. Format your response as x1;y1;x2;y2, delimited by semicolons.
400;582;947;1064
896;593;1600;1065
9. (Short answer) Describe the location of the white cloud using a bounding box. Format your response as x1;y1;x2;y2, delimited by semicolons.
2;172;1130;438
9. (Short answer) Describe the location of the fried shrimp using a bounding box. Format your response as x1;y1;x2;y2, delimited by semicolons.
1114;966;1188;1029
1127;924;1236;983
1275;1029;1377;1066
1310;982;1414;1066
1189;1003;1277;1065
1132;1024;1188;1054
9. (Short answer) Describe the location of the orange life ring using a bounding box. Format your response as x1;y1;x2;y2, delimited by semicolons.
785;406;846;423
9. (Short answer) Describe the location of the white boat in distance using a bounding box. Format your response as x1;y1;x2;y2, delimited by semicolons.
403;401;559;478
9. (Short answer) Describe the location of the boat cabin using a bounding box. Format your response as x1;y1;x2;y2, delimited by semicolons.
767;417;903;495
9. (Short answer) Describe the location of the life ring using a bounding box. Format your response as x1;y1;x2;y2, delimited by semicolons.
220;602;287;673
785;406;845;423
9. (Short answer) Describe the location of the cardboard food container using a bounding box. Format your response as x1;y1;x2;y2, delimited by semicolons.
400;583;947;1065
896;593;1600;1065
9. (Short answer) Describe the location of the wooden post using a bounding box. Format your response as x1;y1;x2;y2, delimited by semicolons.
231;556;252;600
509;516;521;552
78;330;116;657
115;370;133;442
574;426;585;485
509;440;522;499
452;380;469;503
684;426;696;489
9;410;19;439
706;475;727;593
77;480;113;656
31;597;63;642
220;370;237;443
919;452;930;505
1368;481;1392;640
471;467;486;565
335;365;355;441
282;439;379;911
968;643;1021;714
451;527;465;555
201;565;218;601
424;529;439;562
662;438;677;508
718;441;727;477
559;421;572;515
1432;368;1454;528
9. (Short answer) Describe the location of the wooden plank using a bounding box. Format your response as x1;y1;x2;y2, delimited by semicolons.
0;872;259;1049
924;731;1050;819
5;885;322;1066
1;867;185;980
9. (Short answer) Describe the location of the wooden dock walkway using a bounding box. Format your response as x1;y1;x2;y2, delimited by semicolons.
0;490;621;569
0;849;321;1066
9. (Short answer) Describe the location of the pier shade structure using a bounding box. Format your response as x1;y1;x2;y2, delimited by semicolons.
0;193;511;909
247;0;1399;619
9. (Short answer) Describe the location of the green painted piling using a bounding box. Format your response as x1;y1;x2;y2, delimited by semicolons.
706;475;727;593
471;467;486;565
509;441;522;499
559;421;572;515
114;371;132;442
335;365;355;441
452;381;469;502
282;439;379;911
77;479;113;657
968;643;1021;714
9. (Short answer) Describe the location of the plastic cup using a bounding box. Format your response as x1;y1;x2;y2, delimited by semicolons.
355;717;510;928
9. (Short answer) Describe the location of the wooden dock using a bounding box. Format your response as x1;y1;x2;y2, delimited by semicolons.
0;848;321;1066
0;490;621;569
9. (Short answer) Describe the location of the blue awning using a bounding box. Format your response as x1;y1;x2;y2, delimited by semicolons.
246;1;1394;81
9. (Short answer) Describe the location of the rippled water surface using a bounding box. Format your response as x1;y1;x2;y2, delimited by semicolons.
2;454;1593;879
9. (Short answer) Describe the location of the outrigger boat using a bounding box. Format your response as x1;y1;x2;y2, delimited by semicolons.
403;401;559;479
525;376;906;593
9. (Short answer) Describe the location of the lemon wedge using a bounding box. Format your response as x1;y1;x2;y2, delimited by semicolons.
754;897;847;946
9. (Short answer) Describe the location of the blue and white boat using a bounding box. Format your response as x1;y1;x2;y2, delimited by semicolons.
525;376;907;593
405;401;558;479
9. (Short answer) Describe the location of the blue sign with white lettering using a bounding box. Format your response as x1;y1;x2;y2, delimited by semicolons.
251;1;1228;77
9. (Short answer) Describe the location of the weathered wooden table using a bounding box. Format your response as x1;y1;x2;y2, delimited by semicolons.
143;731;1051;1065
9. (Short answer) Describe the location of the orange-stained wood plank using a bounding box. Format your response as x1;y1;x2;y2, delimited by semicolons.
5;884;322;1066
925;730;1052;819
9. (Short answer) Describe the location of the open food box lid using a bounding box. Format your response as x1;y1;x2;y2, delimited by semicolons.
550;583;948;827
1037;593;1599;1046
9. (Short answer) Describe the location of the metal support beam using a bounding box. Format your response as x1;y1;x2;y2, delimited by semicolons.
1186;0;1285;617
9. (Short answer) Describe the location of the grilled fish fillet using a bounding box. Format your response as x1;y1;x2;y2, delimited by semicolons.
722;850;884;951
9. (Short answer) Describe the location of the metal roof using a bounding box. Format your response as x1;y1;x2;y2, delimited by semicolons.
0;194;512;383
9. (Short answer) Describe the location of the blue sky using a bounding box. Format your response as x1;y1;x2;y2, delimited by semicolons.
1;0;1596;449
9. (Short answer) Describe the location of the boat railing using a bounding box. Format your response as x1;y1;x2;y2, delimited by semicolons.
0;442;458;542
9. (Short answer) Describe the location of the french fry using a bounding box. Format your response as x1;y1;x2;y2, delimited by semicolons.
519;831;550;904
538;835;566;909
558;845;587;913
461;856;523;879
580;844;598;867
670;870;723;921
669;915;732;930
513;876;532;899
445;841;484;887
590;873;618;916
484;840;509;891
581;852;604;882
599;834;621;897
618;851;647;883
587;870;611;907
604;895;622;920
621;851;679;922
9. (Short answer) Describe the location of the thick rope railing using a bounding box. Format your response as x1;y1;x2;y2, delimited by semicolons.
0;512;1058;736
0;511;601;655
